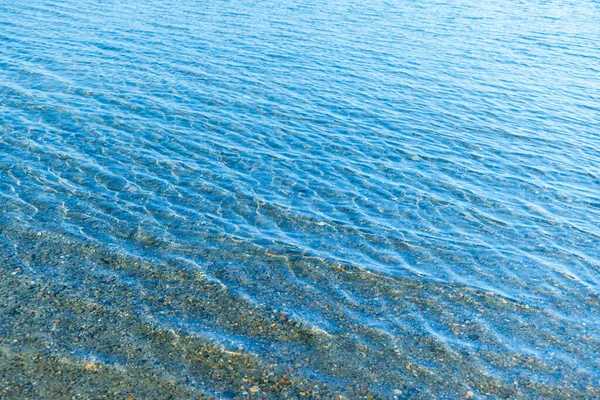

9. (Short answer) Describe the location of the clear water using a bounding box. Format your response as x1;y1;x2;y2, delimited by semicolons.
1;0;599;398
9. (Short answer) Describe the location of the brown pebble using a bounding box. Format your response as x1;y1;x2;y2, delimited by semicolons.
83;363;95;372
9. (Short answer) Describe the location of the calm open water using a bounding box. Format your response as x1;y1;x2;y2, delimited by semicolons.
1;0;599;398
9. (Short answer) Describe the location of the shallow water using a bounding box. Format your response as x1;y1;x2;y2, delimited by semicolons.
1;0;599;398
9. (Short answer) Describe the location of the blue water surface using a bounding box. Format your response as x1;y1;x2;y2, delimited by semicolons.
1;0;599;398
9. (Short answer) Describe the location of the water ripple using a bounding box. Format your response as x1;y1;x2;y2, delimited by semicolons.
1;0;599;398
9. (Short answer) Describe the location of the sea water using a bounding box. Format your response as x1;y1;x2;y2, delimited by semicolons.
1;0;599;398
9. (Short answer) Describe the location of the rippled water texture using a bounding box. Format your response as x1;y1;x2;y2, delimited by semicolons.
1;0;600;398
